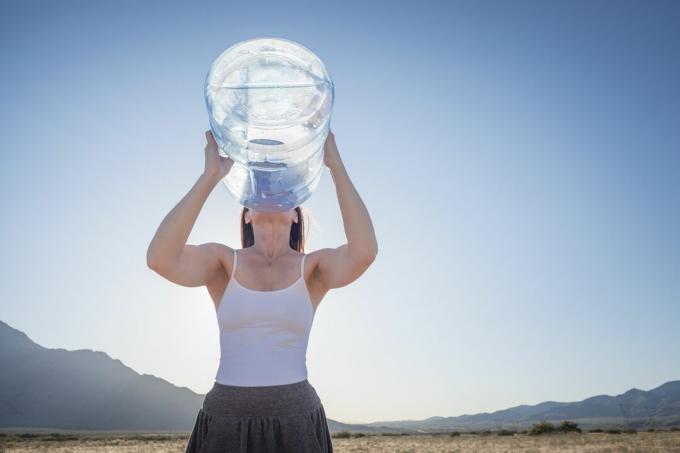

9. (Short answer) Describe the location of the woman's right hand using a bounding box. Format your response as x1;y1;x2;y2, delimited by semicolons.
203;130;234;181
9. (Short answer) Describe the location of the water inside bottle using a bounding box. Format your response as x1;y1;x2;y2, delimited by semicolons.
209;81;327;135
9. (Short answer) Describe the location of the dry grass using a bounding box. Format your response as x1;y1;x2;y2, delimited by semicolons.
2;431;680;452
0;433;189;453
332;431;680;452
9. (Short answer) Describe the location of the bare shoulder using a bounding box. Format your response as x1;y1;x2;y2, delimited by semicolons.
302;247;342;287
304;245;374;291
301;249;335;306
205;242;235;278
203;243;236;307
302;248;332;272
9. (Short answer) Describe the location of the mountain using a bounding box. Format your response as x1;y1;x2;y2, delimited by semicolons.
366;381;680;431
0;319;203;430
2;319;678;432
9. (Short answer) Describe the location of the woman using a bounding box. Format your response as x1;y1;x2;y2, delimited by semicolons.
146;129;378;453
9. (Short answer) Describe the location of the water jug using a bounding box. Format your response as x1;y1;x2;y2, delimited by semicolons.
204;37;334;212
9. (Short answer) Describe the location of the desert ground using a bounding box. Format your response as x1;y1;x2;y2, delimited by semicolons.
1;430;680;452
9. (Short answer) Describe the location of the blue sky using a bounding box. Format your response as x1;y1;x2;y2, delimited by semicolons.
1;0;679;424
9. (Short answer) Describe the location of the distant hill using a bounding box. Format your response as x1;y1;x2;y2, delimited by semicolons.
0;319;203;430
366;381;680;431
1;319;678;432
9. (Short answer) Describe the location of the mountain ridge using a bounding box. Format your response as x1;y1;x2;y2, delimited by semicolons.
1;319;678;431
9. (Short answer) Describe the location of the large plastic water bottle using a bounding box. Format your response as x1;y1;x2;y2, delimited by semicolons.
204;37;334;212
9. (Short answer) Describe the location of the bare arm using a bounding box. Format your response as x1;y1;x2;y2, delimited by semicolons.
315;131;379;290
146;131;234;287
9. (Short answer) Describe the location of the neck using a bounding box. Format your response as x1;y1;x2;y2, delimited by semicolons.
251;224;294;261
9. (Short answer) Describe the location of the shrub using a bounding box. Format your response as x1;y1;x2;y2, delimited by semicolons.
605;429;621;434
449;431;461;437
589;428;603;433
351;432;365;438
529;421;556;436
17;433;40;439
497;429;516;436
557;421;581;433
622;428;637;434
332;430;351;439
45;433;79;441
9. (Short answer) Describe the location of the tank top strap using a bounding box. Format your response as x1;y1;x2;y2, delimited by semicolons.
300;253;306;279
232;249;238;275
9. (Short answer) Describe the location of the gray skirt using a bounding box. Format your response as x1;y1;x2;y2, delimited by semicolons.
185;378;333;453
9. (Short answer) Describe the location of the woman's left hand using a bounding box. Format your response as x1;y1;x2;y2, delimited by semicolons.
323;130;341;169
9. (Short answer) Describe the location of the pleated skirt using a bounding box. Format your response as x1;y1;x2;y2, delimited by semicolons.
185;378;333;453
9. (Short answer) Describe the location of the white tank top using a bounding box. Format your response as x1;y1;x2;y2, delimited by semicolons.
214;249;315;386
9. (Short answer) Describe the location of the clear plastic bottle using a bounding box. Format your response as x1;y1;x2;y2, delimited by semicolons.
204;37;334;212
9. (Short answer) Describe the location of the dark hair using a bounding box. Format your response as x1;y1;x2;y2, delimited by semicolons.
240;207;306;252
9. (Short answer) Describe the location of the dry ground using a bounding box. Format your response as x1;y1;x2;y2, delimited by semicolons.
1;431;680;452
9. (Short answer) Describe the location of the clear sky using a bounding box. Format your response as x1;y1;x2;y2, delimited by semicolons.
1;0;679;424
